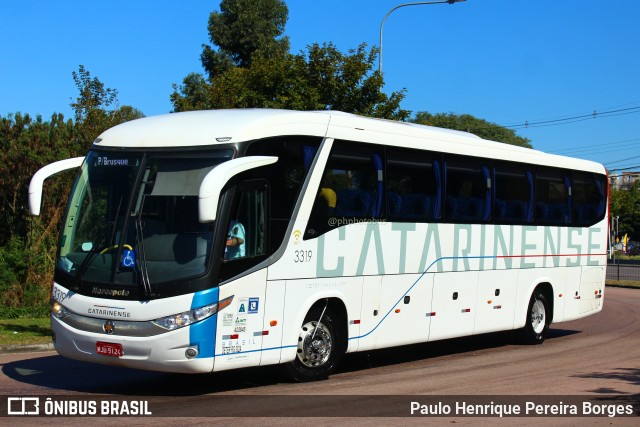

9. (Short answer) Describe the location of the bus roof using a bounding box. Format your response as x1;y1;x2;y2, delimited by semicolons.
94;109;605;174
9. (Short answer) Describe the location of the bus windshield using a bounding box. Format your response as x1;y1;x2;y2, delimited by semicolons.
57;149;233;293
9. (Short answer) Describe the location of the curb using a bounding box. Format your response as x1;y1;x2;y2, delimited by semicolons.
0;342;54;354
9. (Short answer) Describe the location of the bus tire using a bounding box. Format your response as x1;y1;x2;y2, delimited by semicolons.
283;307;344;382
517;289;551;345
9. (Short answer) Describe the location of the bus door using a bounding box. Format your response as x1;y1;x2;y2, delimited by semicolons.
214;180;271;370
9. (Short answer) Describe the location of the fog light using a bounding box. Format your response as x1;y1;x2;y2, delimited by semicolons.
185;347;198;359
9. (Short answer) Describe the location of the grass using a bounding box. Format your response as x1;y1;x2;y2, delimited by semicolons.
0;317;52;347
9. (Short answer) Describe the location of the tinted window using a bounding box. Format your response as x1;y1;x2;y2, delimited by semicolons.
445;156;491;222
573;171;607;227
494;162;534;224
306;141;383;237
387;148;441;221
536;168;571;225
245;137;321;252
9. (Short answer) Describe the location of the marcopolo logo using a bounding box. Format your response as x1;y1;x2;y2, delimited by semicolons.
91;287;130;297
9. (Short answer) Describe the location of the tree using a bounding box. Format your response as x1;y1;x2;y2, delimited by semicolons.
174;42;409;120
71;65;144;148
201;0;290;77
172;1;409;120
0;113;78;244
301;43;407;119
412;112;532;148
0;112;79;313
610;181;640;240
71;65;118;123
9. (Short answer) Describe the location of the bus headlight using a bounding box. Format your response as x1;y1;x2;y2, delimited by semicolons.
51;300;71;319
152;295;233;331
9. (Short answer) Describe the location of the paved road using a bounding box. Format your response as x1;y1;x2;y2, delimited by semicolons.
1;287;638;425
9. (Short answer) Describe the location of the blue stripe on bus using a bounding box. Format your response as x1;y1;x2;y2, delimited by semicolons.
190;287;219;359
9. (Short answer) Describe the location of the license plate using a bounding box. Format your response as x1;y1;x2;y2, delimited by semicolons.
96;341;123;357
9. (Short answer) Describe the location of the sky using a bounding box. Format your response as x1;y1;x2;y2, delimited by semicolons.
1;0;639;172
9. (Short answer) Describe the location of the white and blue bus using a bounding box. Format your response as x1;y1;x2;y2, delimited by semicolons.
30;109;608;381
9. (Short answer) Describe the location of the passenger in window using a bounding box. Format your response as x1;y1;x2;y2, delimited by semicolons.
318;187;337;216
225;220;245;259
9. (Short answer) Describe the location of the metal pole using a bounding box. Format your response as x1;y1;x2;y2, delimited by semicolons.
379;0;466;74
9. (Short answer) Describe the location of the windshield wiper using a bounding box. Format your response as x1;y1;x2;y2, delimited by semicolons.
134;216;152;296
76;194;124;279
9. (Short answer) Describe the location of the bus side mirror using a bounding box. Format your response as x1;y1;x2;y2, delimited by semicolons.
198;156;278;223
29;157;85;216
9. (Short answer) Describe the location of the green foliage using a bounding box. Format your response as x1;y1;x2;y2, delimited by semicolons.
0;236;52;315
301;43;408;119
0;112;79;243
71;65;118;123
71;65;144;146
0;65;143;313
173;42;409;120
610;180;640;239
201;0;290;76
412;112;532;148
0;112;80;312
0;237;27;289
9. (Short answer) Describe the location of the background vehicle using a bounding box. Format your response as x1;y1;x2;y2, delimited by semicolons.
625;242;640;256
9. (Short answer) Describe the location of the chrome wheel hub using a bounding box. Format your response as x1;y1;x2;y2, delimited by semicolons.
531;299;546;334
296;320;332;368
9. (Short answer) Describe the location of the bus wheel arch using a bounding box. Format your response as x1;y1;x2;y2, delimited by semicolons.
518;283;553;345
283;297;347;382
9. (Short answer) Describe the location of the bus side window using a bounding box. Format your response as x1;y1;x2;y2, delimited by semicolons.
493;162;534;224
387;148;441;221
573;171;606;227
444;156;491;223
306;141;383;238
536;168;571;226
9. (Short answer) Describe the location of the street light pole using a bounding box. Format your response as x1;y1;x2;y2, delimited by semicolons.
611;215;619;259
379;0;466;75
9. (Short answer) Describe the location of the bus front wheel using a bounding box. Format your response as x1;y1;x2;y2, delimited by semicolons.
517;289;551;345
284;306;344;382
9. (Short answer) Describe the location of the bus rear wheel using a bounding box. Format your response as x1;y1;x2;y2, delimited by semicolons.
517;289;551;345
284;306;344;382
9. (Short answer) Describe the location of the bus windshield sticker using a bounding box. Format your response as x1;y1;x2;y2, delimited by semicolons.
95;156;130;167
121;249;136;268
